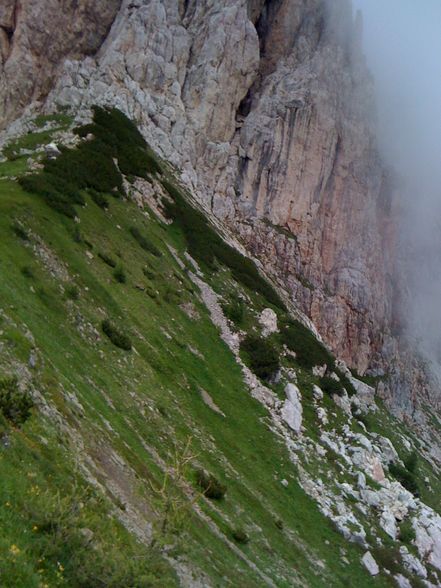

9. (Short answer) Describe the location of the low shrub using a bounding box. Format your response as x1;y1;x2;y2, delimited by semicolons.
399;520;416;544
372;546;402;575
65;285;80;300
89;189;109;210
12;222;30;241
163;286;181;305
21;265;34;279
403;451;418;473
231;528;249;544
143;267;156;280
319;376;344;397
0;376;33;426
129;226;161;257
222;297;245;325
280;318;334;370
162;179;286;310
72;226;82;243
19;106;161;218
98;252;117;268
195;470;227;500
389;462;419;496
240;334;279;381
113;266;127;284
338;372;357;397
101;319;132;351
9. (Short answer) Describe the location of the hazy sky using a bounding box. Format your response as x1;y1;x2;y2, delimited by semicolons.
353;0;441;364
353;0;441;181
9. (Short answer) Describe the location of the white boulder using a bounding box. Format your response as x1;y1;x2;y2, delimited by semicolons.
259;308;278;337
281;383;302;434
361;551;379;576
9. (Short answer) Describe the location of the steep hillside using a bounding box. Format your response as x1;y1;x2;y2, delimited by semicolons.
1;0;422;409
0;107;440;587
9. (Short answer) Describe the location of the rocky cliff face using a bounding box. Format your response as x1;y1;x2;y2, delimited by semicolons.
0;0;418;406
0;0;121;126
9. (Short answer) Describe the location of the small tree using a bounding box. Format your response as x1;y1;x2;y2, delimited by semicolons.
149;438;200;549
0;377;33;426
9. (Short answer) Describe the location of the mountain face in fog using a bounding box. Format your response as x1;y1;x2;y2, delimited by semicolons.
354;0;441;380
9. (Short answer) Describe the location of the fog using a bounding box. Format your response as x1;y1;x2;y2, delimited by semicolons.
352;0;441;366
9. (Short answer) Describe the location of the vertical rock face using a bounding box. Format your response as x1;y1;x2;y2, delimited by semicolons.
1;0;414;402
0;0;122;127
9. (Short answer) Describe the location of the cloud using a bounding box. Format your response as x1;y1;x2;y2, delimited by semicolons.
352;0;441;364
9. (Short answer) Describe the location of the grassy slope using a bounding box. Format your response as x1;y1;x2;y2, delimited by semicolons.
0;117;408;587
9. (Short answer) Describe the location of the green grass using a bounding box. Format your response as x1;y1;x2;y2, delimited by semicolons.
1;102;423;585
0;175;398;586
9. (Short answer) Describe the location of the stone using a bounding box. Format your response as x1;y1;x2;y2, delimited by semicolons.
259;308;278;337
379;510;397;539
312;365;327;378
280;479;289;488
357;472;366;489
44;142;61;159
313;384;324;401
361;551;379;576
393;575;412;588
281;383;302;434
316;407;328;425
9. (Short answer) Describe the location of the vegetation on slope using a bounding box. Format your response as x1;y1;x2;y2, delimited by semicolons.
1;107;438;587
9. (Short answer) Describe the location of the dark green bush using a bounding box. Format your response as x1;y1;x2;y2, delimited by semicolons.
372;546;402;575
143;268;156;280
72;226;82;243
389;462;419;496
76;106;162;178
19;106;161;217
403;451;418;473
338;372;357;397
0;377;33;426
21;265;34;279
222;297;245;325
65;285;80;300
319;376;344;397
196;470;227;500
280;318;334;370
12;222;30;241
89;189;109;210
240;334;279;381
101;320;132;351
113;267;127;284
399;520;416;544
231;528;249;544
162;180;286;310
98;252;117;268
129;226;161;257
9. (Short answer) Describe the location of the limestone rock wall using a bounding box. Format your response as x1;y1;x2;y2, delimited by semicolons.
0;0;122;127
1;0;415;403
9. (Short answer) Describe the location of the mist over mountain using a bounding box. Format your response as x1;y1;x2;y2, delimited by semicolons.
354;0;441;370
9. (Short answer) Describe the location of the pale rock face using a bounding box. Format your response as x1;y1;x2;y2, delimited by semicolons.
0;0;122;126
259;308;278;337
414;510;441;571
361;551;379;576
281;383;302;434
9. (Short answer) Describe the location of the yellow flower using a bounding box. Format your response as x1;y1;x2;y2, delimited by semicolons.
9;544;20;556
33;525;38;532
5;501;11;507
57;562;64;572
